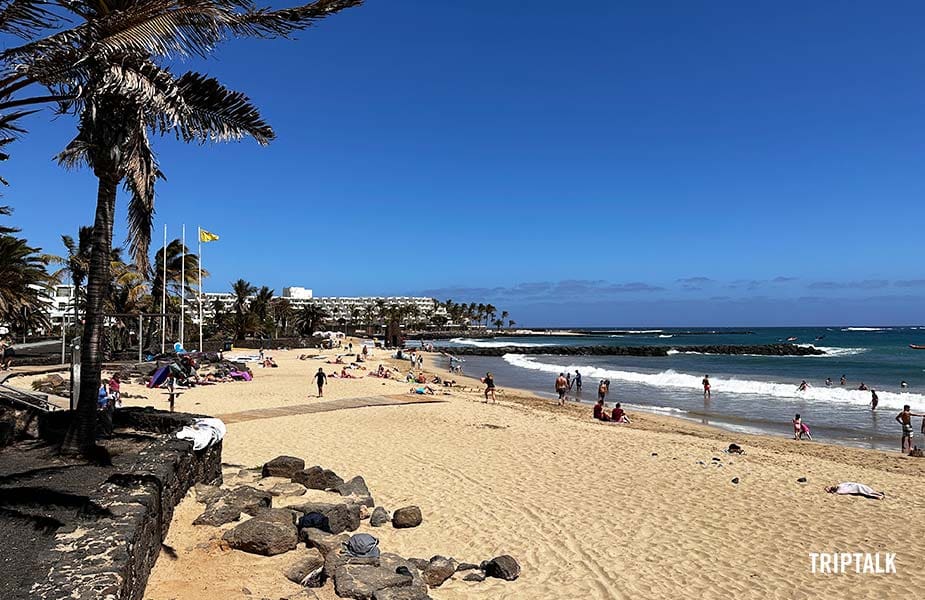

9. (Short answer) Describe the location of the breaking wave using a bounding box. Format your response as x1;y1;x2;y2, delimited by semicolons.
502;354;925;411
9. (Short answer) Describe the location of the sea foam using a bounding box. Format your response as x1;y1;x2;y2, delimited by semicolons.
502;354;925;412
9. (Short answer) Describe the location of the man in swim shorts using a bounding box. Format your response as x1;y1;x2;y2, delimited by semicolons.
702;375;711;399
895;404;922;454
555;373;568;406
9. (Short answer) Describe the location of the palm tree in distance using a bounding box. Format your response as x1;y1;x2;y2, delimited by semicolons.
0;206;52;334
500;310;509;330
230;279;256;340
508;319;516;330
51;226;93;319
6;1;366;455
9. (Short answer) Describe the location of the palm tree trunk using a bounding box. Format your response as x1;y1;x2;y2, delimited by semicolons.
60;174;117;456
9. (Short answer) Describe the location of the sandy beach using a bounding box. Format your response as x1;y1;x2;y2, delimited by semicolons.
26;343;921;599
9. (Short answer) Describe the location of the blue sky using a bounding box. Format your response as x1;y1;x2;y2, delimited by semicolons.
4;1;925;326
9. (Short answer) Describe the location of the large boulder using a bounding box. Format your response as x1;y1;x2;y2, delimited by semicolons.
194;485;272;526
483;555;521;581
263;455;306;479
422;556;457;588
292;501;360;534
222;509;298;556
284;547;326;587
333;552;426;600
292;466;345;490
337;476;375;508
300;527;349;557
391;506;422;529
369;507;390;527
269;482;308;497
372;588;434;600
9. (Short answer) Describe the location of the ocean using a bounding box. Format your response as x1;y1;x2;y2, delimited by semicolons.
428;327;925;451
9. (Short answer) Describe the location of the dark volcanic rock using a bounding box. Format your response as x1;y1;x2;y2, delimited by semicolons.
456;562;479;572
338;476;375;507
223;510;298;556
293;501;361;534
462;571;486;582
407;558;430;571
373;588;434;600
391;506;422;529
369;506;390;527
300;527;349;557
333;552;427;600
269;482;308;497
194;485;272;526
262;455;306;479
284;547;325;587
292;466;345;490
422;556;457;587
483;555;520;581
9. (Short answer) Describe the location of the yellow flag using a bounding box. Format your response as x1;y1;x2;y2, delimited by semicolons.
199;229;219;243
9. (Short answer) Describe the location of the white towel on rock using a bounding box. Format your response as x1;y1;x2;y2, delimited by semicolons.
176;417;227;450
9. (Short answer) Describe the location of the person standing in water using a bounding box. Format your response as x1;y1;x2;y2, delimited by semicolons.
840;374;847;386
313;367;327;398
895;405;922;454
555;373;569;406
792;414;812;441
702;375;711;399
870;389;879;410
574;370;582;392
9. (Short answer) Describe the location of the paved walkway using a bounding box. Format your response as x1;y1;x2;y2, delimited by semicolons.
216;395;444;424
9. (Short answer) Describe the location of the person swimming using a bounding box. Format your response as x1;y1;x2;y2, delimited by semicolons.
797;380;809;392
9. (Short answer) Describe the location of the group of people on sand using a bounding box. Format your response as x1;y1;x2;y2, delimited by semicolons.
593;398;631;424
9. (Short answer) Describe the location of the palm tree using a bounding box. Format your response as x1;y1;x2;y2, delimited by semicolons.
296;303;329;337
0;206;51;334
4;2;363;455
269;297;293;338
508;319;516;330
363;303;375;335
485;303;496;329
51;226;93;319
492;318;504;331
500;310;509;329
230;279;256;340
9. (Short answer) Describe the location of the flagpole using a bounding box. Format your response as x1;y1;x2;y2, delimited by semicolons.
198;227;203;353
161;224;167;354
180;224;185;349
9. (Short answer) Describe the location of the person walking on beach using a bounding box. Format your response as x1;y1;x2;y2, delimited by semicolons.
702;375;711;399
574;370;582;392
895;405;921;454
555;373;569;405
313;367;327;398
482;372;496;404
598;379;609;402
793;413;812;440
870;389;879;410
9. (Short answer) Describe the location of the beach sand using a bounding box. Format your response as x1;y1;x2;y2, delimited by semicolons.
23;344;922;599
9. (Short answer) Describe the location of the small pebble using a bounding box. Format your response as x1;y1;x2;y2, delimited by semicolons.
731;477;740;484
797;477;807;483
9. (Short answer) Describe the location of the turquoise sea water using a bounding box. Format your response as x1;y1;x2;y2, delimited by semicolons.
431;327;925;451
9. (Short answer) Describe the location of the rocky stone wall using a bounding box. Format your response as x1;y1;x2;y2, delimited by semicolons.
27;408;222;600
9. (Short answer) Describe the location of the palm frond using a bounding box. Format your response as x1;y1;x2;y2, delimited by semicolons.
122;121;162;271
0;0;63;37
174;71;274;144
230;0;363;38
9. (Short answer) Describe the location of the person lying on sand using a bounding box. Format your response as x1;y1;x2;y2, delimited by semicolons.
611;402;631;424
825;482;884;499
340;368;357;379
409;385;435;395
